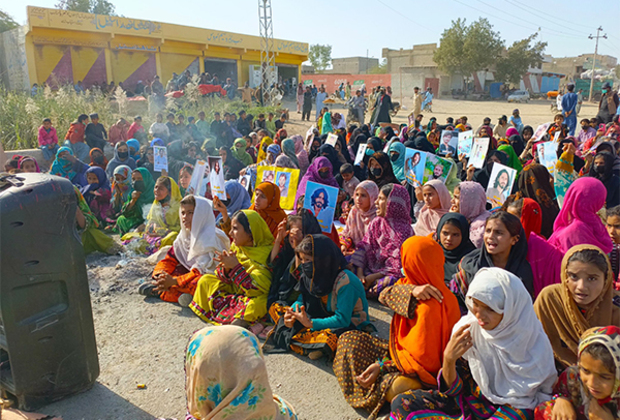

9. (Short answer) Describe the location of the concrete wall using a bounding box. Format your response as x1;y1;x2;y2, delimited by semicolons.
301;73;391;91
382;44;438;73
330;57;378;74
0;26;31;91
390;66;448;104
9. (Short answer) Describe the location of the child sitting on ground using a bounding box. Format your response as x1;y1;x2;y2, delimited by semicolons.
38;118;59;163
535;326;620;420
139;195;230;306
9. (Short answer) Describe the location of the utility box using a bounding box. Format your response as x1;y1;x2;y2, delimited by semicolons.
0;173;99;410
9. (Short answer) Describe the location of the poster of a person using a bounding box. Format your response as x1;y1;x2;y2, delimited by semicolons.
538;141;558;175
458;130;474;157
208;157;226;199
469;137;490;169
262;170;275;184
153;146;168;172
404;148;427;187
239;174;251;191
303;181;338;233
438;130;458;156
486;162;516;208
275;171;291;198
325;133;339;147
186;160;207;196
423;153;453;184
354;144;367;166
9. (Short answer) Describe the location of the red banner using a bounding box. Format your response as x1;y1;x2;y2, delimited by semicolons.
301;74;391;92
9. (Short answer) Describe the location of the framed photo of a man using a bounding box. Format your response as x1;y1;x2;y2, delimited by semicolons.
486;162;517;208
303;181;338;233
255;166;299;209
274;168;300;209
423;153;453;184
439;130;458;156
153;146;168;172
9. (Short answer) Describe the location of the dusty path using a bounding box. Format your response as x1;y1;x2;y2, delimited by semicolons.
36;97;601;420
41;253;392;420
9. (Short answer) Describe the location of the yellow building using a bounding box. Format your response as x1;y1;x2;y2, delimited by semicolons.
0;6;308;91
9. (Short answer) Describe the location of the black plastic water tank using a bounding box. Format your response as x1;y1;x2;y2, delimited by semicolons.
0;173;99;410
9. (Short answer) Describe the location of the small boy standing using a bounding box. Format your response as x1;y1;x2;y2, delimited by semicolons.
339;163;360;197
606;205;620;288
38;118;59;162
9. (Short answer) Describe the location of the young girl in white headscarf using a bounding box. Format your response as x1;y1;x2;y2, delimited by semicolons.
138;195;230;306
391;267;557;420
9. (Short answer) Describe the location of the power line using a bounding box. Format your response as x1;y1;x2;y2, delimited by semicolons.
375;0;434;31
475;0;583;39
451;0;583;41
502;0;590;36
508;0;599;31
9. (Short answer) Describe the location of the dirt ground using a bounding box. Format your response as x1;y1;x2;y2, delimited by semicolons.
35;98;600;420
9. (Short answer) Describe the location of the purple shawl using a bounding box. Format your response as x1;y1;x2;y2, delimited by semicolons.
353;184;413;278
294;157;339;209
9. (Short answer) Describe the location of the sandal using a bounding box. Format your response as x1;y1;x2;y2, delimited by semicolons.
248;323;265;336
258;325;274;340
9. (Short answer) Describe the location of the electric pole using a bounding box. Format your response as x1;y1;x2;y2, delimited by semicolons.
588;27;607;103
258;0;275;106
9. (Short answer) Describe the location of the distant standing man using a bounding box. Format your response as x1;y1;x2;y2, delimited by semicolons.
576;88;584;116
561;83;578;135
597;82;619;124
315;86;328;120
302;86;313;121
412;86;423;117
296;82;304;113
345;82;352;100
353;89;366;125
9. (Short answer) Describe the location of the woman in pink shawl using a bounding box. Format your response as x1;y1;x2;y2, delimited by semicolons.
294;156;339;210
351;183;413;298
414;179;451;237
292;135;309;174
527;177;613;296
341;180;379;253
452;181;491;248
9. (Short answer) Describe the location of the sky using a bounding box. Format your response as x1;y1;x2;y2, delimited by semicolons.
5;0;620;64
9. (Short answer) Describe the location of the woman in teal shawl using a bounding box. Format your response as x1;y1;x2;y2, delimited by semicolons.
281;138;300;169
497;144;523;174
114;167;155;235
321;111;333;135
388;141;407;182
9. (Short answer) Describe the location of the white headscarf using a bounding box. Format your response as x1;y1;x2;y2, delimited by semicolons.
173;196;230;274
453;267;557;410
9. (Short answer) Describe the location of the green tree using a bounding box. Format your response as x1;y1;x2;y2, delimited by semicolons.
0;9;19;33
308;44;332;73
434;18;503;94
55;0;116;15
368;59;388;74
495;34;547;86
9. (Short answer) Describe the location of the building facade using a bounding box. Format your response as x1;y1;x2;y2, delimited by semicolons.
0;6;308;91
327;57;379;74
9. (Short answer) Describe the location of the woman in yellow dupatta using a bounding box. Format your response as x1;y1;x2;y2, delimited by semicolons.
122;176;182;255
256;136;274;163
190;210;274;330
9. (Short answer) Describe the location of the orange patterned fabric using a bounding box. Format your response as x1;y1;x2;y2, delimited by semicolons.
389;236;461;385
